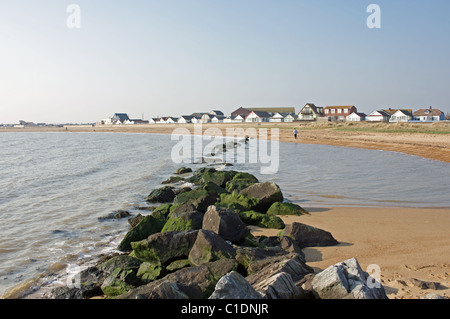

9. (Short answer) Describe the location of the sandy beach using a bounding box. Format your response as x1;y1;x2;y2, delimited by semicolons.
4;121;449;163
2;122;449;299
251;206;450;299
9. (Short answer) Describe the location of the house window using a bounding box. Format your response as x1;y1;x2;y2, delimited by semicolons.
331;109;335;114
325;109;329;114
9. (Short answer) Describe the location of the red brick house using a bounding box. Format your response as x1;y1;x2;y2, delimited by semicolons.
324;106;357;121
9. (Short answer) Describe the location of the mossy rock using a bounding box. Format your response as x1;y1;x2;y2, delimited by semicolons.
166;259;191;272
101;268;142;297
136;262;165;282
117;211;168;252
172;189;217;213
202;181;229;196
161;176;185;184
161;211;203;233
199;170;238;188
145;186;176;203
216;192;260;212
239;210;285;229
267;202;309;216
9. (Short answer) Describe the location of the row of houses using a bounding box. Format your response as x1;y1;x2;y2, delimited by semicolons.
297;104;446;123
99;105;446;126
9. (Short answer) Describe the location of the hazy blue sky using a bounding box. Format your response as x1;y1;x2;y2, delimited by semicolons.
0;0;449;123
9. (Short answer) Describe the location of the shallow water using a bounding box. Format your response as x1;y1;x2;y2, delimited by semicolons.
0;132;448;297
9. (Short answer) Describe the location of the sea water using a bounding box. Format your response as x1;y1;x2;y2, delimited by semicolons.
0;132;449;298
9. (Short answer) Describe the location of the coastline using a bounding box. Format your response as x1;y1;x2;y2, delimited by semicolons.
251;206;450;299
2;121;450;163
1;123;449;299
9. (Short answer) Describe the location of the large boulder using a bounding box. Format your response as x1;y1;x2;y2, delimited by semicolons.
246;258;312;285
251;272;301;299
239;210;285;229
117;211;168;252
209;271;262;299
267;202;309;216
118;259;238;299
202;205;249;243
145;186;176;203
131;230;199;264
161;211;204;233
172;189;217;213
240;182;283;211
311;258;388;299
216;193;259;212
283;222;338;248
188;230;237;266
225;172;259;193
99;255;144;297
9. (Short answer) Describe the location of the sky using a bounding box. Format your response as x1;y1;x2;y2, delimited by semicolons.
0;0;449;124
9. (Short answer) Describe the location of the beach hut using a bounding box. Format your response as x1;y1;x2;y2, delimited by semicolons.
245;111;271;123
178;116;195;124
346;112;367;122
389;109;413;122
269;113;285;122
366;110;390;122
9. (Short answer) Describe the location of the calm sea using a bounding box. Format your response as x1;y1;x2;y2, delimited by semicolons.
0;132;449;298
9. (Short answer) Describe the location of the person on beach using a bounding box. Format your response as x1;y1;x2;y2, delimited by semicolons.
293;129;298;139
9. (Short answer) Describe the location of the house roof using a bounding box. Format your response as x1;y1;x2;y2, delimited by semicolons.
325;106;355;109
113;113;130;121
367;110;391;117
210;110;224;116
413;108;443;116
231;107;252;116
248;110;271;118
382;108;412;116
180;115;195;120
389;109;413;116
300;103;323;115
247;107;296;113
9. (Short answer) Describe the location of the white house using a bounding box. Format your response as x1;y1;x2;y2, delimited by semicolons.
245;111;271;123
269;112;285;122
346;112;366;122
297;103;324;121
148;118;157;124
191;117;202;124
413;107;445;122
178;116;195;124
211;115;226;123
389;109;413;122
366;110;390;122
283;114;297;122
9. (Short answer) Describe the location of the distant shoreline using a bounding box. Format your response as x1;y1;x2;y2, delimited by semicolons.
2;121;450;163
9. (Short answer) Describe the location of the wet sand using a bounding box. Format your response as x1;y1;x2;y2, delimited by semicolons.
251;206;450;299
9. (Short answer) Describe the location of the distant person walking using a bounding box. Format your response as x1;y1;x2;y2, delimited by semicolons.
293;128;298;140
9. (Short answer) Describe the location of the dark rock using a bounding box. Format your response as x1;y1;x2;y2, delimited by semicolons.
239;210;285;229
131;230;199;265
172;189;217;213
128;213;144;228
161;211;204;232
118;259;238;299
235;246;292;272
49;266;105;299
216;192;260;212
240;182;283;211
162;176;185;184
260;236;304;257
202;205;249;243
98;210;132;222
209;271;262;299
267;202;309;216
175;167;192;175
145;186;175;203
188;230;237;266
409;278;441;290
117;210;168;252
283;222;338;248
98;255;142;275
